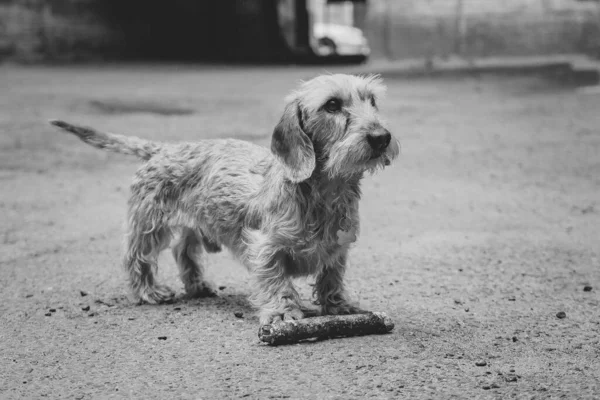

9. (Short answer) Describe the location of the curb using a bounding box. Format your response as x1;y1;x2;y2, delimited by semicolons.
347;54;600;86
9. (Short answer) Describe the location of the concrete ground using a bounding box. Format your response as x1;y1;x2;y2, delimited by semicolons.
0;64;599;399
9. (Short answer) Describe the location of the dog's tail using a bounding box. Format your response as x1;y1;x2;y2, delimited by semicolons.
49;120;162;161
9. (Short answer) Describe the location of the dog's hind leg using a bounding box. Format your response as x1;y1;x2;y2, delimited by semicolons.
124;225;175;304
172;228;217;298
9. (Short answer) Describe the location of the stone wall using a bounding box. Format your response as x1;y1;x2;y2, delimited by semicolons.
0;0;120;62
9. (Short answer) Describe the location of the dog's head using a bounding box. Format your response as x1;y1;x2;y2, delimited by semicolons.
271;74;400;182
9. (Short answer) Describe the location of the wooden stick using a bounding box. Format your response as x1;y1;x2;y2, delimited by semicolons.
258;312;394;345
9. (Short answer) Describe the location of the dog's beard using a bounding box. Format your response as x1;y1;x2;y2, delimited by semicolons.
323;134;398;179
367;135;400;172
364;153;390;173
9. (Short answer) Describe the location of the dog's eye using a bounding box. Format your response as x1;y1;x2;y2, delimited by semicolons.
324;98;342;113
370;96;377;109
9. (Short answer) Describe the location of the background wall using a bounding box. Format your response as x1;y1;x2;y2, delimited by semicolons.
1;0;599;62
0;0;287;62
365;0;600;59
0;0;118;61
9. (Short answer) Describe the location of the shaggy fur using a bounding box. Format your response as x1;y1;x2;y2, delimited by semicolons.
50;74;400;325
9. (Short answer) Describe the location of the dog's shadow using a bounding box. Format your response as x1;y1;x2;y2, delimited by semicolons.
174;293;320;319
180;292;255;315
93;290;320;324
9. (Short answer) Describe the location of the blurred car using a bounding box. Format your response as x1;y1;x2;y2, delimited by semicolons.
312;22;370;59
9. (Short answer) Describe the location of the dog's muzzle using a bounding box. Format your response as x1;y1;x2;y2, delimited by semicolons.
366;129;392;152
366;128;392;163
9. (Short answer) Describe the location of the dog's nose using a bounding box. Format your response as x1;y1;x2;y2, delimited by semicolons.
367;130;392;151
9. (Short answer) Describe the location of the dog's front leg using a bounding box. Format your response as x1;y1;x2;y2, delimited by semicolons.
313;254;365;316
249;253;304;325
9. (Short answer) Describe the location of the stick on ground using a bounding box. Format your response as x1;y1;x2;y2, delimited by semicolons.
258;312;394;345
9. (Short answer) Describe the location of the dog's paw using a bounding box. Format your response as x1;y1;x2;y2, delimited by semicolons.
185;281;218;298
321;303;366;316
259;307;305;326
138;285;176;304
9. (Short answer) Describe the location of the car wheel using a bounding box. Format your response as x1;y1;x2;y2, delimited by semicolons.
316;37;337;56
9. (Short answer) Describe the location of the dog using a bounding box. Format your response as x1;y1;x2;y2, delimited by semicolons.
50;74;400;325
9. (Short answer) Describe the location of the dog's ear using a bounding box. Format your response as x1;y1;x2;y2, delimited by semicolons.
271;101;315;182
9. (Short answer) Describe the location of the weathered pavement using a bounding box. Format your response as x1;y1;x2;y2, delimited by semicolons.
1;64;599;399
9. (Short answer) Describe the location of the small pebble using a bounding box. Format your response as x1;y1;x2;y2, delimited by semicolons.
475;361;487;367
505;376;518;382
508;296;516;301
44;313;52;317
218;286;227;291
49;309;56;313
556;311;566;319
234;311;244;318
80;290;88;297
128;317;135;321
158;336;167;340
510;369;515;372
482;386;491;390
464;307;470;312
583;285;592;292
173;307;181;311
490;383;500;389
25;294;33;298
81;306;90;311
88;312;96;317
512;336;518;342
454;299;463;305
